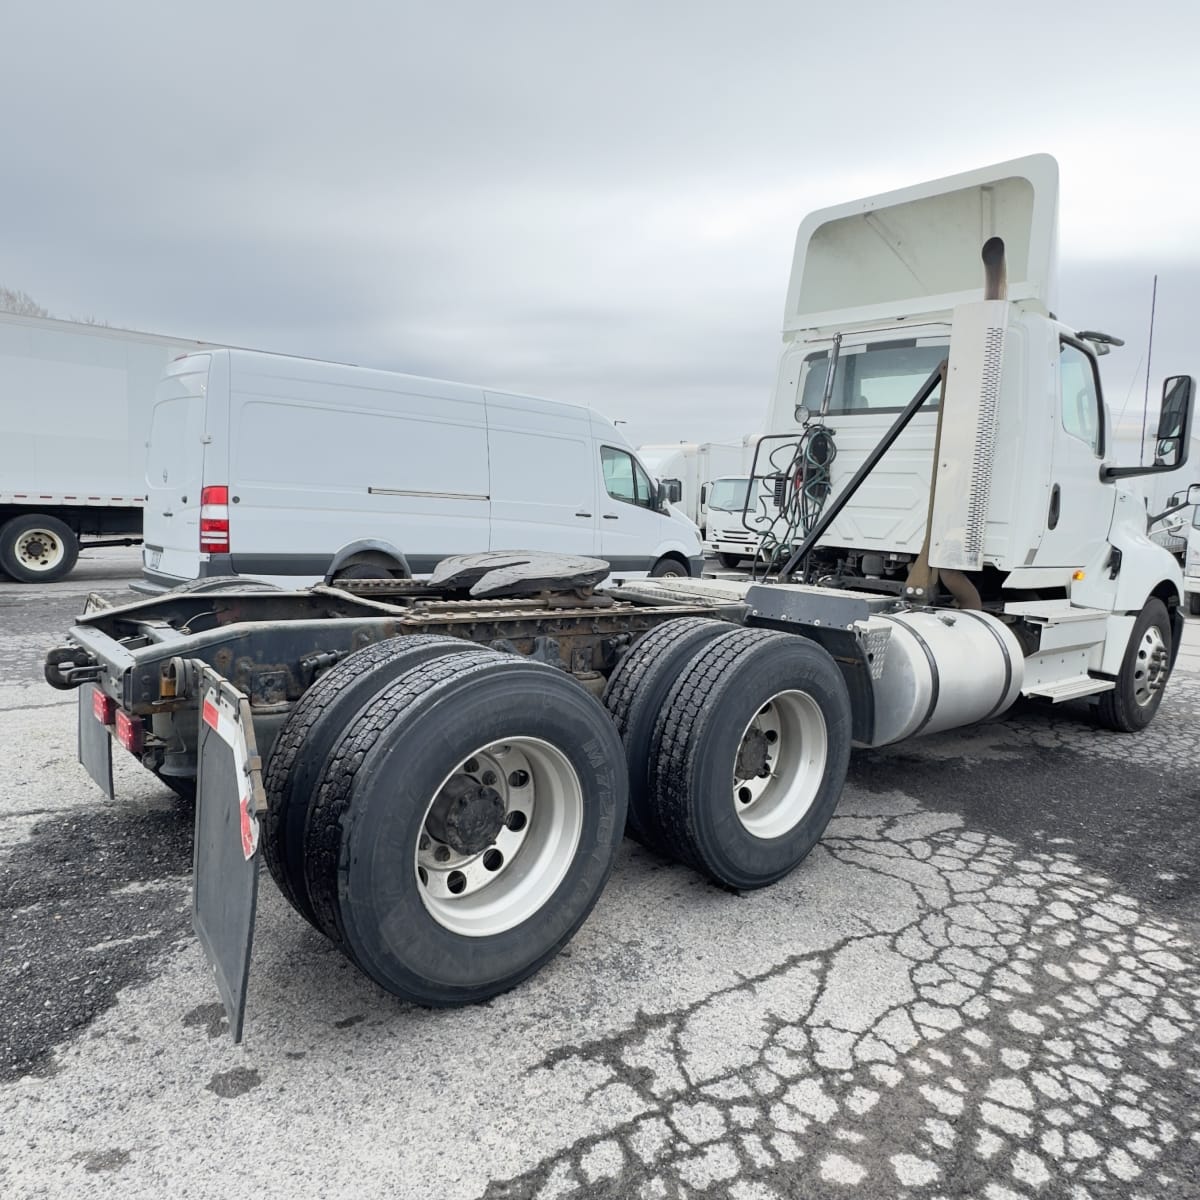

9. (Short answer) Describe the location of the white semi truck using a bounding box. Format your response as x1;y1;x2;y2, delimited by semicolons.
46;155;1195;1041
637;441;750;536
0;312;217;582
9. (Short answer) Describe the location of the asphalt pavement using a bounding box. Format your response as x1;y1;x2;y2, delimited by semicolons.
1;546;1198;1199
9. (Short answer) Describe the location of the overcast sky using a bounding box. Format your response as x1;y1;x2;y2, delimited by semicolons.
2;1;1197;452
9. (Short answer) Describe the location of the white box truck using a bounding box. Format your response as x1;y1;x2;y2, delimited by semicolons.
637;441;749;536
137;350;703;591
0;312;217;581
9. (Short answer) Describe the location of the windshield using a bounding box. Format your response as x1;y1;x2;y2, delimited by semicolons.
800;340;947;414
708;477;750;512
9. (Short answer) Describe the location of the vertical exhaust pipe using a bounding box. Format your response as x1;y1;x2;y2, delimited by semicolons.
982;236;1007;301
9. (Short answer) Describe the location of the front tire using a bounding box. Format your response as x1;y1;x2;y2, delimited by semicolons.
303;653;628;1005
648;627;851;890
649;557;688;579
0;514;79;583
1096;598;1173;732
717;552;743;569
1189;593;1200;617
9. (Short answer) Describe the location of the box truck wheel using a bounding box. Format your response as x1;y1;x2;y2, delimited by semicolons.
0;513;79;583
717;552;743;569
301;651;627;1004
1190;593;1200;617
648;627;851;890
602;617;729;848
1096;598;1172;733
262;633;487;926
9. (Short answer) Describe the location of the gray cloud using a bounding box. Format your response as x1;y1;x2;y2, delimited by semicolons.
2;1;1197;449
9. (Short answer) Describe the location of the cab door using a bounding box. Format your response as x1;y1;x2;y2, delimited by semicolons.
1033;338;1115;569
598;444;663;573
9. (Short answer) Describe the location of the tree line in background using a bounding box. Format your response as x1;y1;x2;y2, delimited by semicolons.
0;286;106;325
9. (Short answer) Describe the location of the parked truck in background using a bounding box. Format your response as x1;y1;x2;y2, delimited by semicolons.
637;440;750;536
0;312;217;582
46;155;1197;1042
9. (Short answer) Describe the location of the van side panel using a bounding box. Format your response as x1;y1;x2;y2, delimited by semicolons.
225;354;490;580
485;391;598;556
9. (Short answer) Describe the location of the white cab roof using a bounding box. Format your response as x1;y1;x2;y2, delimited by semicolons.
783;154;1059;334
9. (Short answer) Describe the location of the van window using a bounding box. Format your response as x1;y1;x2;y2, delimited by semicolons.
602;446;654;508
799;340;947;415
1059;341;1103;455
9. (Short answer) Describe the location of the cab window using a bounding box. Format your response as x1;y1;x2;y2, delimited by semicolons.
1059;341;1103;455
602;446;654;508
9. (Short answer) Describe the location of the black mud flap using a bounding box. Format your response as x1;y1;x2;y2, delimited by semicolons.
77;683;115;800
193;668;266;1044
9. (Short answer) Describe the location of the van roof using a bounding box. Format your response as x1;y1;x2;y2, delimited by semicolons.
783;154;1059;334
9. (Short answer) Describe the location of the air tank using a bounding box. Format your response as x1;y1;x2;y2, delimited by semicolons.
863;608;1023;747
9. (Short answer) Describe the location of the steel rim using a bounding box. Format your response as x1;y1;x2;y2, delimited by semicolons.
15;528;65;572
732;689;827;839
1132;624;1169;707
415;737;583;937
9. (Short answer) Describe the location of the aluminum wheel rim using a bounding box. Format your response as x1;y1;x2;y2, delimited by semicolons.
15;528;65;572
732;689;827;840
1132;624;1168;707
415;737;583;937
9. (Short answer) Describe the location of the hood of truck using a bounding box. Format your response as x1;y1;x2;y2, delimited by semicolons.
783;154;1059;336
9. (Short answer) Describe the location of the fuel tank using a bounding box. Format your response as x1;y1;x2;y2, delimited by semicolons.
863;608;1023;747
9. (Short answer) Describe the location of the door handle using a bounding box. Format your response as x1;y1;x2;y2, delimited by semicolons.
1047;484;1060;530
603;514;619;520
575;511;592;518
162;511;174;518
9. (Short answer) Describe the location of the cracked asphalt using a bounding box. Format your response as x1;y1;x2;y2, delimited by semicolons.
1;547;1198;1199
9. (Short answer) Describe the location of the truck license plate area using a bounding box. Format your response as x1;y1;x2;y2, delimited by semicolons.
193;669;266;1043
77;683;114;800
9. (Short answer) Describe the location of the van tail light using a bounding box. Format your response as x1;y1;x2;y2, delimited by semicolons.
200;485;230;554
115;710;144;755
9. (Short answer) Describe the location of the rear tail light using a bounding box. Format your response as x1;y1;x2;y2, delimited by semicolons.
115;710;144;755
200;485;230;554
92;691;116;725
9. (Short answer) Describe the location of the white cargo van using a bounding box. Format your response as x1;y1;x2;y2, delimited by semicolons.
137;350;702;591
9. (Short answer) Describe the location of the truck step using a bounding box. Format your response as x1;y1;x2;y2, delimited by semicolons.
1024;676;1116;703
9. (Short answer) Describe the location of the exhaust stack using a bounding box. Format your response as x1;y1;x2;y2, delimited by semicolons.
982;236;1007;301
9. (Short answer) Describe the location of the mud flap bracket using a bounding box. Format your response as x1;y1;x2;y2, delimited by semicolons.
193;667;266;1043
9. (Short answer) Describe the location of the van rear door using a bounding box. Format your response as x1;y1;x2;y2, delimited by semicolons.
143;355;211;581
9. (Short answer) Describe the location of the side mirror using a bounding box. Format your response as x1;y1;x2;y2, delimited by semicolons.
1154;375;1195;468
1103;375;1194;480
665;479;683;504
699;484;708;507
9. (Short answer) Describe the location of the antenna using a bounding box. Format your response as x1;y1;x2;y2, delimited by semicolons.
1138;275;1158;467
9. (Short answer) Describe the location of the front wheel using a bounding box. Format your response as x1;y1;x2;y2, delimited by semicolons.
1189;593;1200;617
303;652;628;1005
717;552;743;569
1096;598;1173;732
0;514;79;582
649;557;688;579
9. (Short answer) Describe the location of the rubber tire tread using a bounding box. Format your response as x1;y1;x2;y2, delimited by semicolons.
648;625;851;889
0;513;79;583
303;651;626;1000
601;617;729;848
717;552;743;569
1190;592;1200;617
1095;598;1172;732
262;634;482;923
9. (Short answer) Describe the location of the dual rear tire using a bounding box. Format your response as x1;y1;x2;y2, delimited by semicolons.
604;621;851;890
263;638;627;1006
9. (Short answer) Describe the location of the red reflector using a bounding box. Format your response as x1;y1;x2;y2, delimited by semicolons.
92;691;116;725
199;485;230;554
115;710;144;755
202;698;220;730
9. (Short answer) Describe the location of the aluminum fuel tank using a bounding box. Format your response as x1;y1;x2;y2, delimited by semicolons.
863;608;1024;747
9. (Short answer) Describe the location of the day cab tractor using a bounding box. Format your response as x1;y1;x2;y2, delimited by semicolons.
45;156;1196;1039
